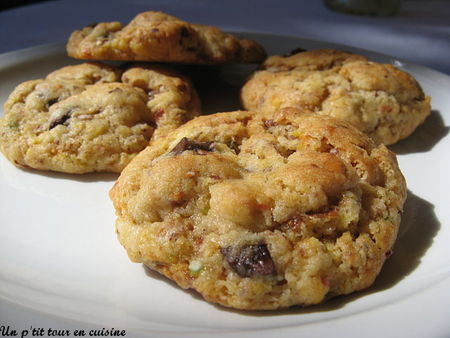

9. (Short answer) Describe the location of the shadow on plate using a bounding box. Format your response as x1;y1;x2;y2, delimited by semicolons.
171;63;258;115
389;110;449;155
141;190;439;316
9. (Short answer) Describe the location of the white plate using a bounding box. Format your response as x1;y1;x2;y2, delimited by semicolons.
1;33;450;338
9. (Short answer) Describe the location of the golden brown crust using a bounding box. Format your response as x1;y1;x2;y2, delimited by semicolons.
0;62;201;174
241;49;431;145
67;11;266;64
110;109;407;310
263;49;366;71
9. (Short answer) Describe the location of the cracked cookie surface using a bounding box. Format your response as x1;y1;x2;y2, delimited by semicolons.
110;109;406;310
241;49;431;145
0;62;200;173
67;11;266;64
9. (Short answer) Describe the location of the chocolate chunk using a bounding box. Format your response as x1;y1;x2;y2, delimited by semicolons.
284;47;307;57
169;137;214;155
46;98;59;109
385;249;393;258
179;27;200;52
221;243;276;277
48;108;74;130
180;27;190;38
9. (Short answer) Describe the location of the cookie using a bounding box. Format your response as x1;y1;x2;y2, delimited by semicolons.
110;109;406;310
0;62;200;174
241;49;431;145
67;11;266;64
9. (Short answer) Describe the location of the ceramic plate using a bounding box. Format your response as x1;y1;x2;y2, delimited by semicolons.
1;33;449;337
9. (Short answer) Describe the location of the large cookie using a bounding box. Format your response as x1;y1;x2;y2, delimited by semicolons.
110;109;406;310
67;11;266;64
241;49;431;145
0;62;200;174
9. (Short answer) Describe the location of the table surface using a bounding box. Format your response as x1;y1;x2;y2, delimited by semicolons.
0;0;449;75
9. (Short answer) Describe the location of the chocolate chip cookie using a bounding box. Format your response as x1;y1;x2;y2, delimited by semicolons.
110;109;406;310
0;62;200;174
67;11;266;64
241;49;431;145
